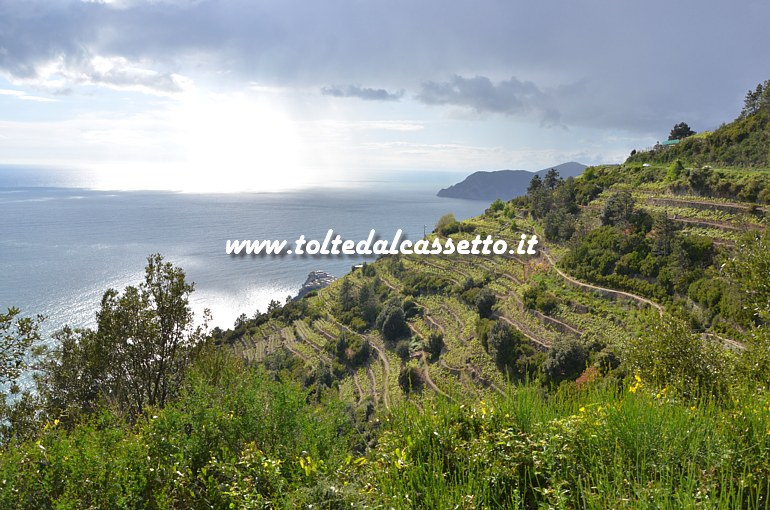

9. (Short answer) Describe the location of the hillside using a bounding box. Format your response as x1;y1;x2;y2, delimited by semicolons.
436;161;586;200
628;80;770;168
223;162;768;399
5;162;770;508
5;84;770;508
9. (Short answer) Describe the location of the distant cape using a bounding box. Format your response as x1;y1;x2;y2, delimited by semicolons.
437;162;587;201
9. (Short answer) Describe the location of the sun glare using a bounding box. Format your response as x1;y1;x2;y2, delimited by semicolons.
175;93;312;192
90;91;320;193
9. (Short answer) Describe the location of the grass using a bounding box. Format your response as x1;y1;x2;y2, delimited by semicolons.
6;356;770;508
352;379;770;509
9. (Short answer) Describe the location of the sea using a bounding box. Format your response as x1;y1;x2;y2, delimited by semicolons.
0;166;489;338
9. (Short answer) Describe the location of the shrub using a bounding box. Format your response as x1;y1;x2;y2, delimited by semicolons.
475;287;497;318
395;340;411;361
398;366;423;393
543;338;588;384
376;301;408;341
425;332;444;361
623;313;731;398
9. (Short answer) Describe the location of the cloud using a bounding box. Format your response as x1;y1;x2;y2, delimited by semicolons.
0;2;188;95
0;88;57;102
74;56;189;94
0;0;769;135
5;52;189;96
417;75;560;124
321;85;404;101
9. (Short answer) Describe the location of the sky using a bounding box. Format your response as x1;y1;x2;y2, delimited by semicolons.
1;0;768;191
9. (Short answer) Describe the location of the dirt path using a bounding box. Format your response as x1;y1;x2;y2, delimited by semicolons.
423;313;446;334
671;216;757;231
279;328;312;363
418;358;453;400
646;196;768;214
541;249;664;316
703;332;745;351
325;318;391;410
412;258;465;286
351;372;365;403
494;313;551;350
408;323;454;400
367;338;391;410
529;309;584;337
366;366;379;406
441;359;504;396
294;322;334;365
440;304;471;343
378;274;400;292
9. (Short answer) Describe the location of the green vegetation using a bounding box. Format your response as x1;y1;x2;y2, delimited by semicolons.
629;79;770;168
669;121;696;141
5;82;770;507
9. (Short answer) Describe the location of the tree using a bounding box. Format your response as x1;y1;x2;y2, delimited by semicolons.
543;338;587;384
376;301;408;341
486;321;522;368
667;160;685;181
725;231;770;384
338;278;355;312
527;175;543;194
687;165;713;194
651;212;678;257
39;254;208;419
0;307;42;390
668;122;695;140
600;191;635;228
435;213;459;236
489;198;506;213
425;331;444;361
398;365;423;393
234;313;248;329
623;313;728;397
543;209;576;242
543;168;561;190
740;80;770;118
475;287;496;318
0;308;43;443
727;231;770;324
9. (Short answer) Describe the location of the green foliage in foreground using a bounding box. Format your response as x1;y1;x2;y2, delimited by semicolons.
0;351;353;509
4;347;770;509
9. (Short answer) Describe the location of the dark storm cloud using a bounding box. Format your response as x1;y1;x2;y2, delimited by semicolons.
0;0;185;94
321;85;404;101
417;75;560;123
1;0;769;133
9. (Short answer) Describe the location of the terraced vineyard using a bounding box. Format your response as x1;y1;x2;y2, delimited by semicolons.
231;229;680;406
221;160;770;410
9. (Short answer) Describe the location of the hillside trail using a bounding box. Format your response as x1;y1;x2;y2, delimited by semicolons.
540;248;664;316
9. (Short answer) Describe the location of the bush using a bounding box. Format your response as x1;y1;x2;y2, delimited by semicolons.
402;297;420;319
435;213;460;236
486;321;523;368
488;199;506;213
395;340;411;361
475;287;497;318
376;301;408;341
623;313;731;398
398;365;424;393
425;332;444;361
543;338;588;384
522;282;559;314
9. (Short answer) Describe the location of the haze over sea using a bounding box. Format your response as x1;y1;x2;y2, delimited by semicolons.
0;166;488;335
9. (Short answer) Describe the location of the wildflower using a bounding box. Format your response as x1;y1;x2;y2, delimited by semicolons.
629;373;643;393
